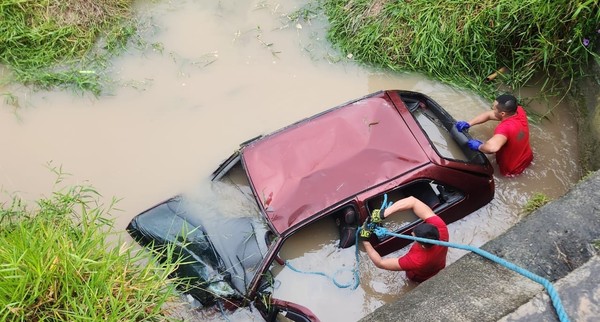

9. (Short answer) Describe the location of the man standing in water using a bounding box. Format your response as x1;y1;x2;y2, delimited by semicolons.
455;94;533;176
359;196;449;283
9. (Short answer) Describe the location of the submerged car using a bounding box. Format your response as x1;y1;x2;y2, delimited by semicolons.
127;90;495;321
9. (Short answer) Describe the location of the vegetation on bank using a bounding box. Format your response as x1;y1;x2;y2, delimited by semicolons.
522;192;550;215
319;0;600;100
0;0;136;95
0;171;181;321
1;0;598;100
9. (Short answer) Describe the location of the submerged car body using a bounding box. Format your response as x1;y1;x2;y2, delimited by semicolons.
127;90;494;321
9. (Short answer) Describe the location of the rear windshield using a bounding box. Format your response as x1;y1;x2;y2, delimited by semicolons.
401;93;487;165
412;108;466;160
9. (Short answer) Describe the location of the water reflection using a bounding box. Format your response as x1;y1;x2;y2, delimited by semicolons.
0;0;580;321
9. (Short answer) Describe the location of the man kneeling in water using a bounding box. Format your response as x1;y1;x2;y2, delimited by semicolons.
360;196;449;282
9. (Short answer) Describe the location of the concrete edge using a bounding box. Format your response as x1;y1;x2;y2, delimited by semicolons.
499;254;600;321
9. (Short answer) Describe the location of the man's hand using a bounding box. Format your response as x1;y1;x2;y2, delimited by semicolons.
370;209;385;224
455;121;470;132
359;222;373;241
467;139;483;151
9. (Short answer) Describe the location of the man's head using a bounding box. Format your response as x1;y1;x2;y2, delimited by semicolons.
413;223;439;248
493;94;518;119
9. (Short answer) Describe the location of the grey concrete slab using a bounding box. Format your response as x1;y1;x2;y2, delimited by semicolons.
499;255;600;322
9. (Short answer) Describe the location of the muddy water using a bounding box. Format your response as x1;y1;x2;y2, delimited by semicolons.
0;0;581;321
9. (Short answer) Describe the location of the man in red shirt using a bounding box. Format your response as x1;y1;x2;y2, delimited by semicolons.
360;196;449;282
455;94;533;176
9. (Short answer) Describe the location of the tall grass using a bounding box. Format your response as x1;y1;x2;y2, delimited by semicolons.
0;178;182;321
321;0;600;99
0;0;136;94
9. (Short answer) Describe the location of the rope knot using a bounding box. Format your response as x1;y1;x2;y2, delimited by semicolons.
373;226;388;238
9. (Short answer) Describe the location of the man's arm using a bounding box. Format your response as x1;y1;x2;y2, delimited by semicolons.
478;133;507;153
363;197;435;271
362;240;403;271
380;196;435;221
468;110;500;126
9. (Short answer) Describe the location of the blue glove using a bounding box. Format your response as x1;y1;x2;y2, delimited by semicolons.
467;139;483;151
455;121;470;132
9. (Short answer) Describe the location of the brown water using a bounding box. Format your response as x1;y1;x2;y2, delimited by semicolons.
0;0;581;321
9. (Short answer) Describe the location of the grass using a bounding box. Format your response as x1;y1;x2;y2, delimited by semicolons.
579;170;598;182
0;0;137;95
0;171;183;321
2;0;598;100
523;192;550;214
318;0;600;101
593;239;600;251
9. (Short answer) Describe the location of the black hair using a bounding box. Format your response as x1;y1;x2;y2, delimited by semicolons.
495;94;518;114
413;223;439;248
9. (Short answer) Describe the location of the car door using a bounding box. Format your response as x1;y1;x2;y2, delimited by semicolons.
361;179;467;256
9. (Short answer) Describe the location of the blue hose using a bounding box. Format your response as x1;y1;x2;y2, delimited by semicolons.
284;228;361;290
281;194;396;289
283;191;569;322
372;226;570;322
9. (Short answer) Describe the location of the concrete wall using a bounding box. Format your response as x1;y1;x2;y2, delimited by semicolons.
574;52;600;173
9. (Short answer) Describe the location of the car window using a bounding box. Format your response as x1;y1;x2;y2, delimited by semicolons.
400;93;486;165
366;180;465;233
412;108;467;160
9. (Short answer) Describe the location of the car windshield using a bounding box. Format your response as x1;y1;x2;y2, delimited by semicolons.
180;183;272;294
128;181;272;297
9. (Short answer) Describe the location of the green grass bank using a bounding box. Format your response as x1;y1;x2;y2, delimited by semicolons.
2;1;599;99
0;172;181;321
319;0;599;100
0;0;136;94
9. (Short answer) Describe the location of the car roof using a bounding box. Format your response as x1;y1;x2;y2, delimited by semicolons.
241;91;430;235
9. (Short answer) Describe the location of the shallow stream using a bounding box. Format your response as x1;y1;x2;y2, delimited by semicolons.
0;1;581;321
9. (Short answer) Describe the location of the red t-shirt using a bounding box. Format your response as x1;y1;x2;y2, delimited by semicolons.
398;216;449;282
494;106;533;176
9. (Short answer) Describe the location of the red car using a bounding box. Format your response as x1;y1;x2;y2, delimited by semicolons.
127;90;494;321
